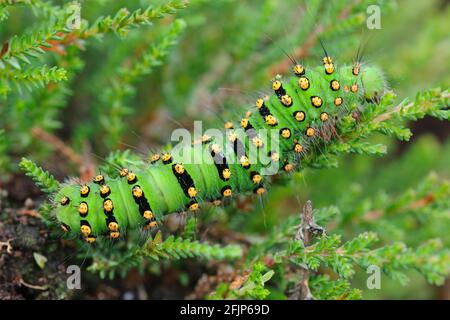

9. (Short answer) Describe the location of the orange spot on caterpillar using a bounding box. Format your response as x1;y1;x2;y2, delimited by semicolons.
330;80;340;91
280;128;291;139
99;185;110;198
265;115;278;126
251;172;262;184
110;231;120;239
80;185;90;197
103;199;114;213
85;235;96;244
281;94;293;107
93;174;104;184
211;144;221;154
293;111;305;122
323;56;334;74
241;118;249;128
283;163;295;172
222;186;232;197
174;163;185;175
119;168;129;177
270;152;280;162
320;112;329;122
143;210;154;219
254;186;266;195
80;223;91;237
224;121;233;129
298;76;310;90
188;202;199;211
239;155;250;168
60;196;70;206
127;172;137;184
252;137;264;148
150;153;160;163
108;221;119;232
132;186;143;198
188;187;197;198
294;143;303;153
352;62;360;76
306;127;316;137
222;168;231;180
78;202;88;216
162;153;172;164
144;220;158;230
272;80;282;91
311;96;323;108
228;131;238;142
255;98;264;109
293;64;305;76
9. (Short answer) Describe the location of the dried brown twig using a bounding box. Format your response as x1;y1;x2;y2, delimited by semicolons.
0;239;14;255
289;200;324;300
31;127;83;166
31;127;96;182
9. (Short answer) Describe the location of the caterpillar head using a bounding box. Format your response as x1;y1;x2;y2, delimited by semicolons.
360;65;387;101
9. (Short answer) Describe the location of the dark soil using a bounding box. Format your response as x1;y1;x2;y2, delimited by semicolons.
0;177;70;299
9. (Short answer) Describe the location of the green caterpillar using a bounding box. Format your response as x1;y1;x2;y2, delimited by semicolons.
52;52;386;244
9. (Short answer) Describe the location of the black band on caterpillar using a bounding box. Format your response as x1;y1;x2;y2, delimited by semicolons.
172;163;197;198
229;135;251;170
209;144;231;181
